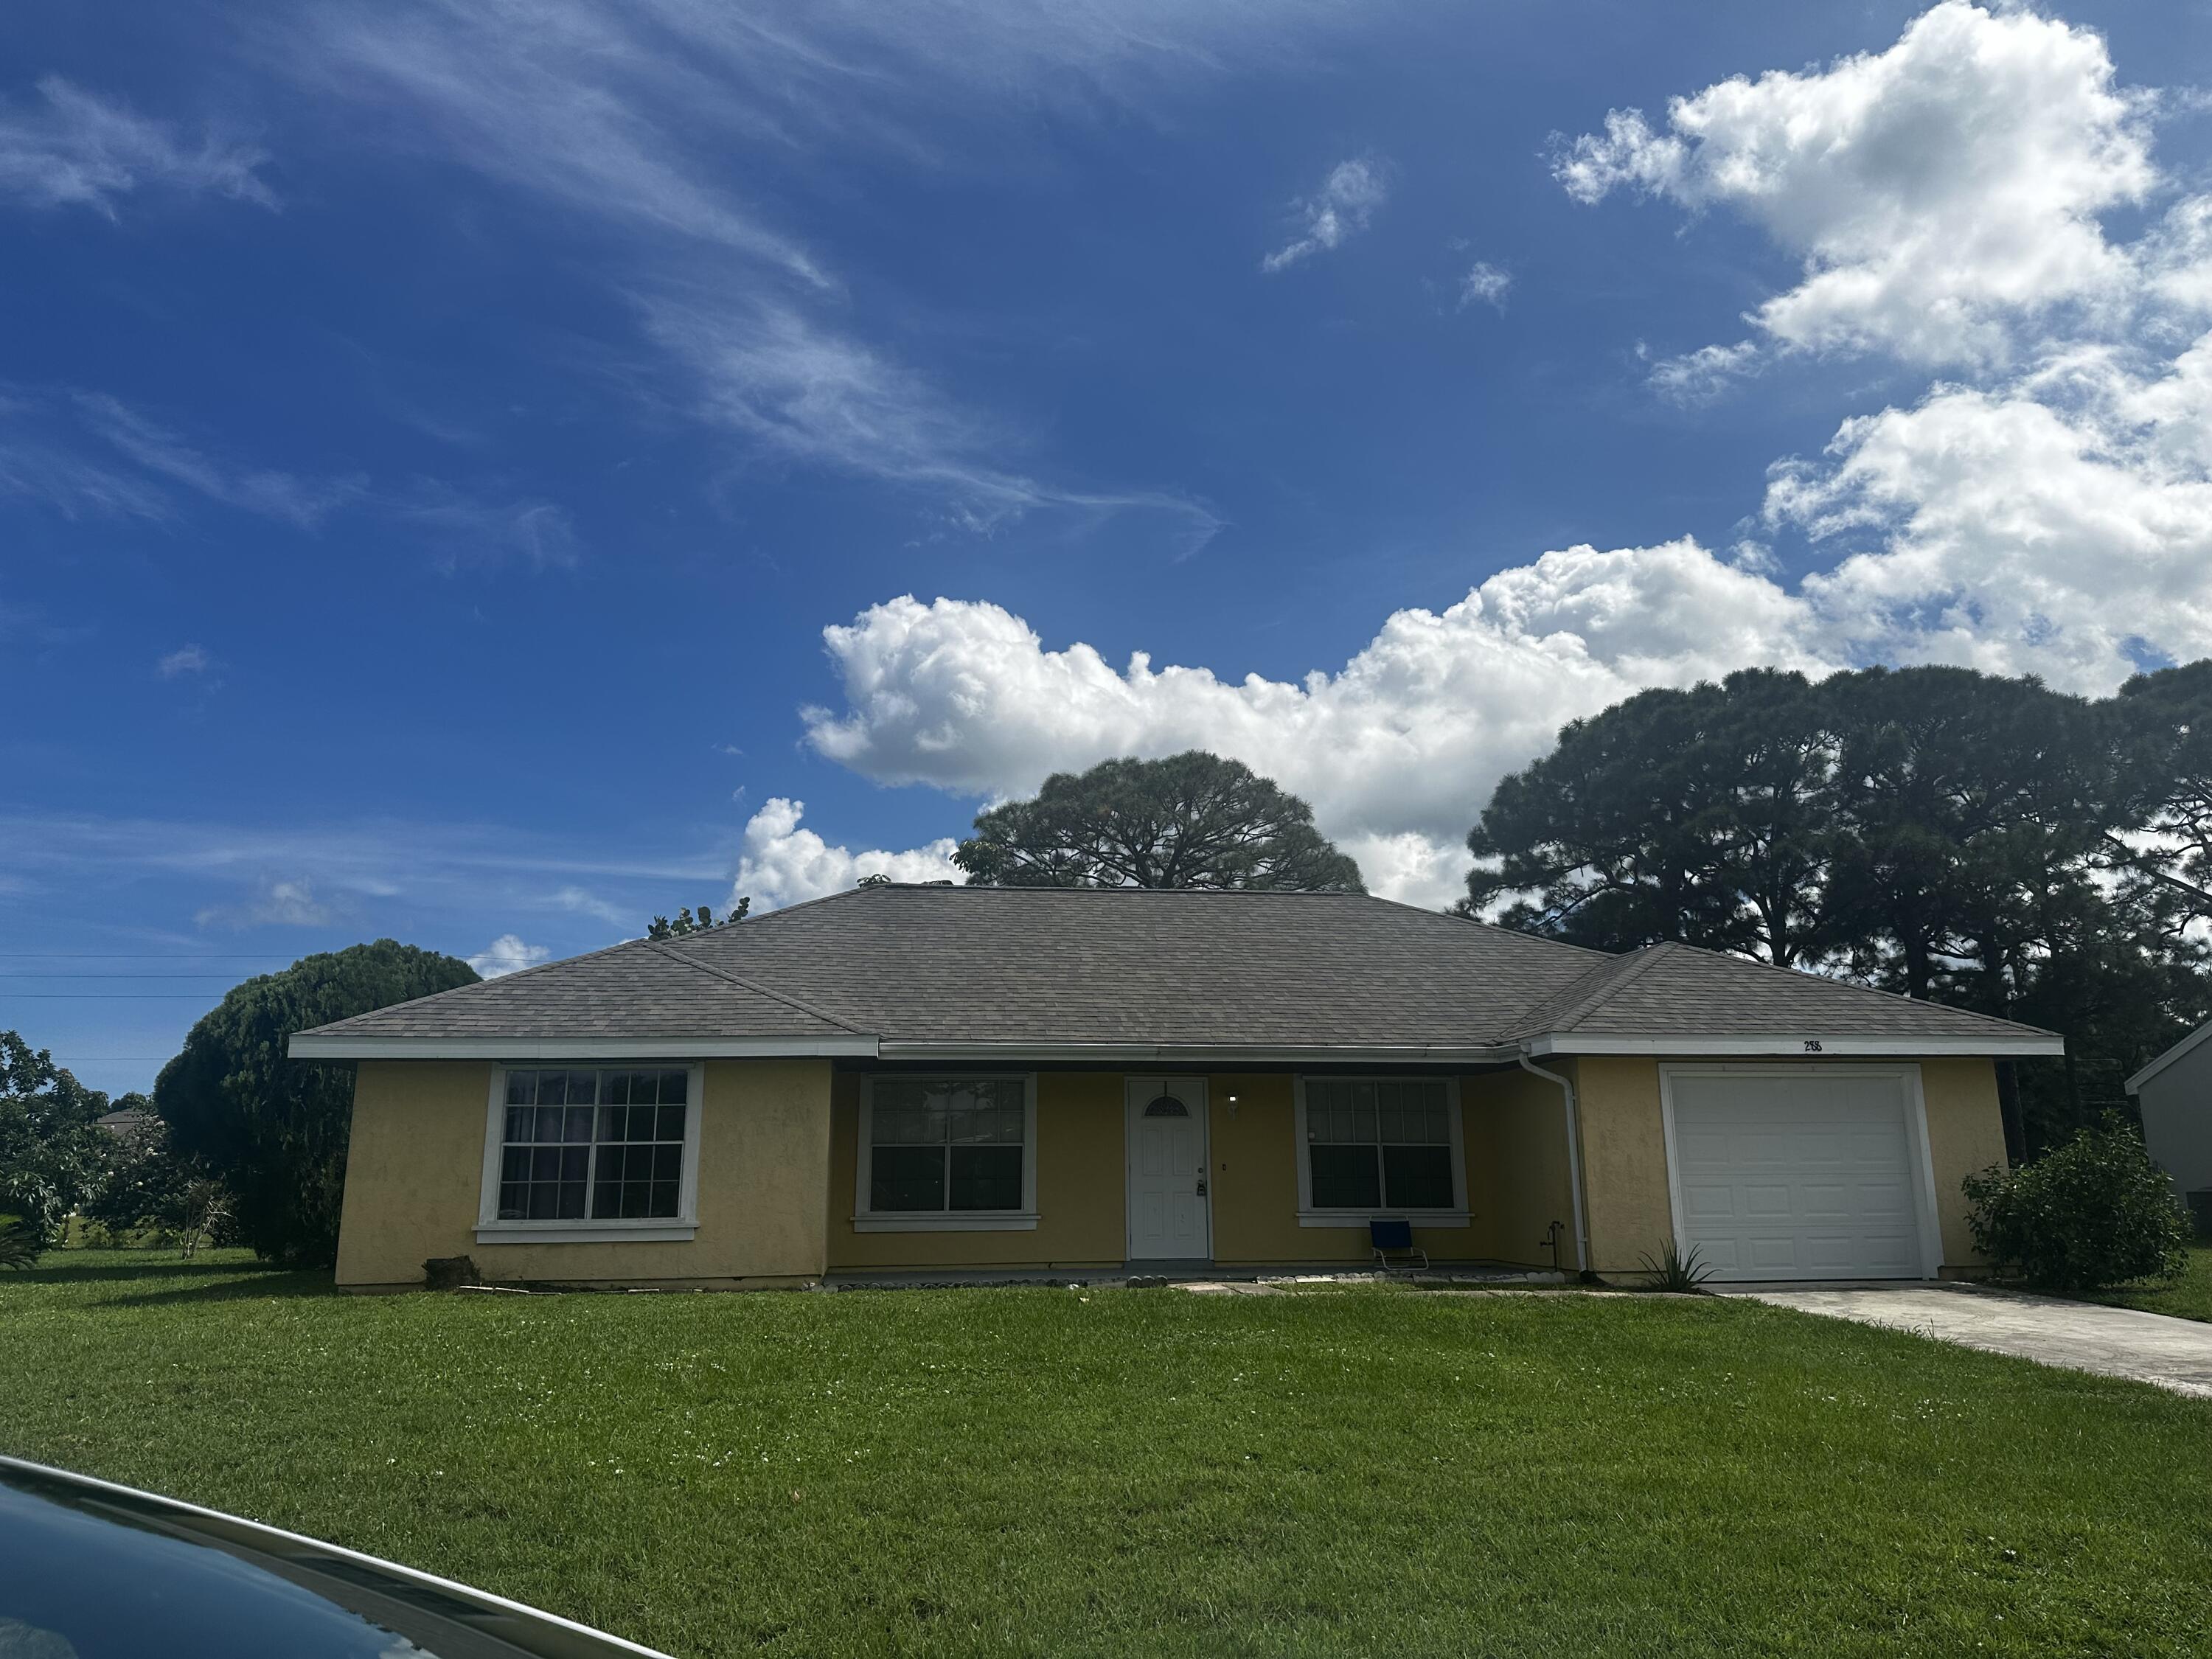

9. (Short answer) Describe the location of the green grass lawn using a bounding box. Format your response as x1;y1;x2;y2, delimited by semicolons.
2091;1245;2212;1323
4;1253;2210;1658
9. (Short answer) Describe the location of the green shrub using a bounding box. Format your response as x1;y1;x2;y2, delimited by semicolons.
0;1214;41;1270
1963;1115;2189;1293
156;940;477;1266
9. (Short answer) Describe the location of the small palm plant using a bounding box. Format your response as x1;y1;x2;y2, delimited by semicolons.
1636;1240;1716;1293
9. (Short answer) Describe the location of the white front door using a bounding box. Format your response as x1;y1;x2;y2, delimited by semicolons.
1125;1076;1210;1260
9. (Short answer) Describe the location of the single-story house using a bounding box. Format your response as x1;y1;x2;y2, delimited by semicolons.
2130;1020;2212;1229
290;885;2062;1290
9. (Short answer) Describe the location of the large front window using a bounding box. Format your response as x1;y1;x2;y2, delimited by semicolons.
858;1077;1034;1225
1301;1077;1461;1212
496;1067;689;1222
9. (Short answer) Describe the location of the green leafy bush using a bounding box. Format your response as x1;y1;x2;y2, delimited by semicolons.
1963;1116;2189;1292
0;1214;41;1270
156;940;478;1266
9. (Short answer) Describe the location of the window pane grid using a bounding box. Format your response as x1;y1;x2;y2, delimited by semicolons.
1305;1079;1455;1211
868;1079;1026;1213
497;1067;687;1222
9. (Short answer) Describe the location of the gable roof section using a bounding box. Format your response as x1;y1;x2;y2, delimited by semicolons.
290;885;2062;1061
294;936;871;1057
1512;940;2062;1057
2127;1018;2212;1094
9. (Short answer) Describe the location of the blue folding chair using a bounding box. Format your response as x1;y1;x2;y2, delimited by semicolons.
1370;1217;1427;1272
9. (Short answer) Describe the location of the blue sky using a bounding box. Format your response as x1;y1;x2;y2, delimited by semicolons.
7;1;2212;1093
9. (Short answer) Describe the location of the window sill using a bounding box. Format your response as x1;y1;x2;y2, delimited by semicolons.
850;1212;1040;1233
474;1222;698;1245
1296;1211;1470;1230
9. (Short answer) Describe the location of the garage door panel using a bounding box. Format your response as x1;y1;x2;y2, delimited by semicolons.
1802;1235;1860;1273
1670;1071;1929;1282
1793;1183;1847;1217
1682;1183;1739;1221
1678;1128;1736;1165
1741;1184;1793;1217
1854;1181;1910;1219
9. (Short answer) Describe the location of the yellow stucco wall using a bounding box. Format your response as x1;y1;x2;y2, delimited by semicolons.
1571;1056;1674;1275
333;1057;833;1288
334;1054;2010;1286
1474;1066;1579;1269
1919;1056;2009;1272
1211;1073;1551;1266
824;1070;1127;1270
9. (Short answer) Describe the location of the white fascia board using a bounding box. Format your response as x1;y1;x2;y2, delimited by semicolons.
287;1034;880;1060
872;1042;1514;1066
1524;1032;2065;1059
2127;1019;2212;1093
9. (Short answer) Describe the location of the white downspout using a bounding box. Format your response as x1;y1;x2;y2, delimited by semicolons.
1517;1051;1590;1276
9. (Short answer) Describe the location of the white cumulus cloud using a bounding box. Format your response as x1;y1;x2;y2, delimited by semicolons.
1262;156;1390;273
734;797;961;911
1771;342;2212;690
156;644;210;678
801;552;1832;908
468;934;552;978
1557;1;2157;369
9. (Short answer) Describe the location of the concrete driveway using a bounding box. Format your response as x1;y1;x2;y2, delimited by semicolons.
1726;1282;2212;1399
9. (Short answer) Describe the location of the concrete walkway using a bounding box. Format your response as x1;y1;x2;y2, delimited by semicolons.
1726;1282;2212;1399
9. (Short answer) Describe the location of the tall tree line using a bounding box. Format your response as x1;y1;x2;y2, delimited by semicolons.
1461;661;2212;1153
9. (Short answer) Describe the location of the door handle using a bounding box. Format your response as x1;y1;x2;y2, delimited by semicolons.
1195;1172;1208;1197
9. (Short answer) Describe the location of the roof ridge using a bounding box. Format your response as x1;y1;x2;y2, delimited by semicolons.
1512;943;1676;1035
641;939;868;1034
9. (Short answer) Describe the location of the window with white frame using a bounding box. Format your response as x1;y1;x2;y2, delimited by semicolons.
860;1077;1031;1217
1300;1077;1461;1213
495;1068;689;1222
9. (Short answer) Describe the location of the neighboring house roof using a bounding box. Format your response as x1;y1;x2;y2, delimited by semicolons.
2128;1018;2212;1095
291;884;2062;1062
94;1106;155;1138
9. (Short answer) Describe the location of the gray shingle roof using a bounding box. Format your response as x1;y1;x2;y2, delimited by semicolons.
292;884;2060;1056
1508;940;2052;1044
302;937;859;1042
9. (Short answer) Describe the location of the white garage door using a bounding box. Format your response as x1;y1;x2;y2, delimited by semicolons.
1667;1070;1931;1281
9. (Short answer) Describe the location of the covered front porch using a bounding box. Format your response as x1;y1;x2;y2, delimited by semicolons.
823;1064;1591;1276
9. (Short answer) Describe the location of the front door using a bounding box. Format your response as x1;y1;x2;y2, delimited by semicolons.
1125;1076;1210;1260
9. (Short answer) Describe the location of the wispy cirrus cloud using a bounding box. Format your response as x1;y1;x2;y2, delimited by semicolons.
72;392;365;529
156;644;211;679
0;386;583;567
0;810;734;945
638;293;1222;549
0;76;276;218
1457;261;1511;312
1262;156;1390;273
274;1;1265;551
194;877;335;930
